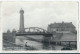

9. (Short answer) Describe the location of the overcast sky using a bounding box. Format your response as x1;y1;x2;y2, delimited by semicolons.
1;1;78;32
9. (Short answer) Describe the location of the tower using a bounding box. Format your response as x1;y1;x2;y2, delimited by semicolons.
19;8;25;32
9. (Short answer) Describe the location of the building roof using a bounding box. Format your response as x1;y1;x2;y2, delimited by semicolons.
49;22;75;28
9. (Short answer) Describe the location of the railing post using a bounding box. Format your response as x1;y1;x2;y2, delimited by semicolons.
33;28;35;32
29;28;30;32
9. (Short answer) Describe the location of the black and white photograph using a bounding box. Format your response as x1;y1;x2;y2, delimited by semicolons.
2;1;78;51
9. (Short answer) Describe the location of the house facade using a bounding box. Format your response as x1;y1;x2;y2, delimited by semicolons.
47;22;76;33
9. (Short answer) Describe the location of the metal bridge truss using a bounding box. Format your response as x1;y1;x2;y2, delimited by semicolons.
16;27;53;36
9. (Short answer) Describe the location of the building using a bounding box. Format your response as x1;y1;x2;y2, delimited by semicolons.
47;22;76;33
3;29;16;43
19;8;25;32
47;22;77;47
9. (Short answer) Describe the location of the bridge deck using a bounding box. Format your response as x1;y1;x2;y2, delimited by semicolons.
16;32;53;36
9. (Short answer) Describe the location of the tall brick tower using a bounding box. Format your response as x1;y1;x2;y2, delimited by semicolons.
19;8;25;32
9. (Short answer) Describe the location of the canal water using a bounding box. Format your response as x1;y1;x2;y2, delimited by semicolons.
15;35;63;50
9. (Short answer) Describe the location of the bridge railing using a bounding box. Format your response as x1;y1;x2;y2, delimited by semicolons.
16;27;53;36
17;31;52;34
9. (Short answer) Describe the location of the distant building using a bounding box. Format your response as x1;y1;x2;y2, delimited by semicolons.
47;22;76;33
3;29;16;43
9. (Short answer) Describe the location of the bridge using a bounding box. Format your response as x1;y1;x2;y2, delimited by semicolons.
16;27;53;37
15;8;53;37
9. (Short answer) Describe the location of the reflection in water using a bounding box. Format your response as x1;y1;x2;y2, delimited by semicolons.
24;39;43;50
15;35;62;50
24;39;56;50
42;42;55;50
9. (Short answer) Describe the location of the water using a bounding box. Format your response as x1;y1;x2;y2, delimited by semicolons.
15;35;63;50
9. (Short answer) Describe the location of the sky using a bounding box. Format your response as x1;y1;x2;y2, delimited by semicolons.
1;1;78;32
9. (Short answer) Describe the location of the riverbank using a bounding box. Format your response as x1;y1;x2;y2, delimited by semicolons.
3;40;37;50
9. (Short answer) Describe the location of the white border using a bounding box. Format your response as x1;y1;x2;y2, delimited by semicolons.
0;0;79;53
